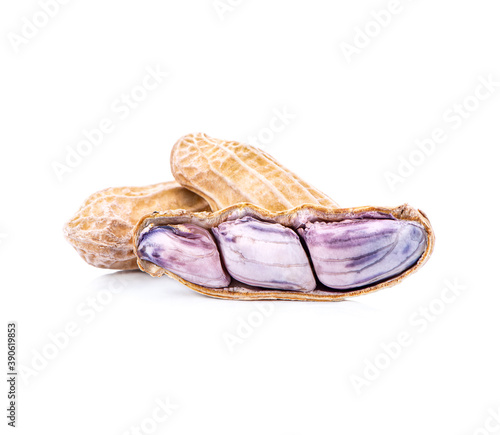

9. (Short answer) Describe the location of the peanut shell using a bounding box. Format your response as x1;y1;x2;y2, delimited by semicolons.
134;202;434;301
170;133;339;211
64;181;210;269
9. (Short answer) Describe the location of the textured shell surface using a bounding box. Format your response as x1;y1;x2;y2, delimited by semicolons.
170;132;339;211
134;202;434;301
64;181;210;270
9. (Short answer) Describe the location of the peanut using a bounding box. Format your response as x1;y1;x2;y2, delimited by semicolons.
134;203;434;301
170;133;338;211
64;181;210;270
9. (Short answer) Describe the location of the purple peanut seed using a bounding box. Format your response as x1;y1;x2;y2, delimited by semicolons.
212;216;316;291
299;219;427;289
138;224;231;288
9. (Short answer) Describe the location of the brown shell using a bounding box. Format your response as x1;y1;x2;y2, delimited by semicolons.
170;133;339;211
133;203;434;301
64;181;210;270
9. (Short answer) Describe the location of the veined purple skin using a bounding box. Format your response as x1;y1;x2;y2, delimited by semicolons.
212;216;316;291
137;224;231;288
299;219;427;289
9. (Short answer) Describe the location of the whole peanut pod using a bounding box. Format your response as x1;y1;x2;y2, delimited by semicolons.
64;181;210;269
170;133;339;211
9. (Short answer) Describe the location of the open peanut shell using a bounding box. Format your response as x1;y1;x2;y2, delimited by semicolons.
133;202;434;301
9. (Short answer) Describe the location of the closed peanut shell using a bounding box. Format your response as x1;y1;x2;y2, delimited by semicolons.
64;181;210;270
170;133;339;211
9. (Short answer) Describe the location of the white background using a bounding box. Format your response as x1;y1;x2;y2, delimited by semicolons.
2;1;500;434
